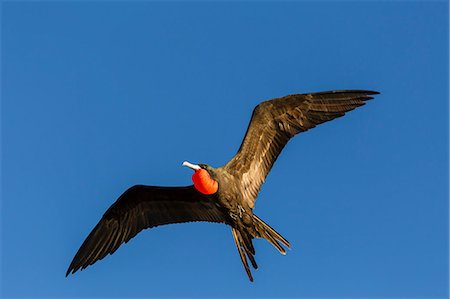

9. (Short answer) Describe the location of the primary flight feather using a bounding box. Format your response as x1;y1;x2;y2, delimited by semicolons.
67;89;378;281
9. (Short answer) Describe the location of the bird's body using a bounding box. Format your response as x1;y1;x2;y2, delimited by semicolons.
67;90;378;281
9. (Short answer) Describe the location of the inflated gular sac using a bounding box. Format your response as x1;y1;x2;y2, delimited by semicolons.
192;169;218;195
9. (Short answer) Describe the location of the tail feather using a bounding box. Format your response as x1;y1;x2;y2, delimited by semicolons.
231;228;254;282
239;228;256;255
259;228;286;255
236;229;258;269
231;215;289;282
253;214;291;252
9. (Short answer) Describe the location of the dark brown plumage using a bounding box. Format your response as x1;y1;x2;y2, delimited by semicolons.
66;90;378;281
66;186;229;276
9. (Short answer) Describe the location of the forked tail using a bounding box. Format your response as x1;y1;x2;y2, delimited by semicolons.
231;214;290;281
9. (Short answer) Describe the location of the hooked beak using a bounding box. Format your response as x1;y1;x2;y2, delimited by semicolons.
182;161;201;171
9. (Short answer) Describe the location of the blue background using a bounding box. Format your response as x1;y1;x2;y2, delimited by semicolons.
1;1;448;298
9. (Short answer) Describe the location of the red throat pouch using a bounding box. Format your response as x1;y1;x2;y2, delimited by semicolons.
192;169;218;195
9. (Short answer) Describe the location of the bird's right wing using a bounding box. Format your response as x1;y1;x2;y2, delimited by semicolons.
66;185;228;276
225;90;378;209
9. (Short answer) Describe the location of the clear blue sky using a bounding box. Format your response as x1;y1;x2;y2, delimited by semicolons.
1;1;448;298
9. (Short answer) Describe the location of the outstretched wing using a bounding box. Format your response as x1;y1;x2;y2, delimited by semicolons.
66;185;228;276
225;90;378;208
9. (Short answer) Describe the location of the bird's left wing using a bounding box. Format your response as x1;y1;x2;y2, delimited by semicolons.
224;90;378;209
66;185;228;276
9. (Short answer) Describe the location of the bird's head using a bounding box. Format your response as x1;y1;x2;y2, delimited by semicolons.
182;161;219;195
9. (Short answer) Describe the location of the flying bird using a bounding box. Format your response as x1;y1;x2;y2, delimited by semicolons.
66;90;378;281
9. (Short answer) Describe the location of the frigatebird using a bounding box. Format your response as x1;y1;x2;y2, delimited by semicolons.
66;90;378;281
